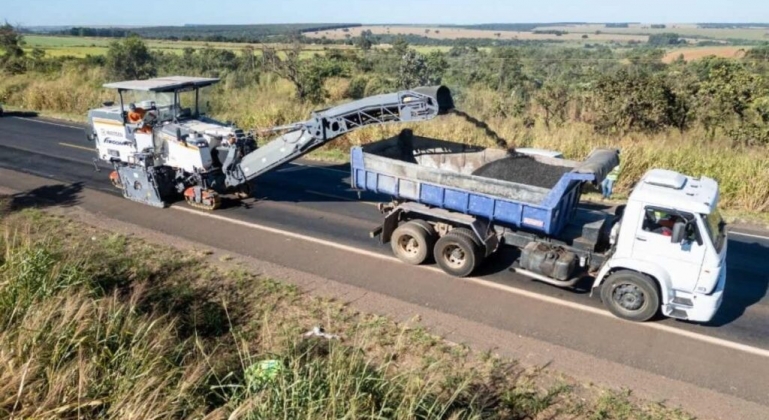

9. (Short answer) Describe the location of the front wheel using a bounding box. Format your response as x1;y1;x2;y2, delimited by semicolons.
600;270;660;322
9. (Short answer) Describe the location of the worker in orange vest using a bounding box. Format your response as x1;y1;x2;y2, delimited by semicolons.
127;103;154;134
127;103;146;124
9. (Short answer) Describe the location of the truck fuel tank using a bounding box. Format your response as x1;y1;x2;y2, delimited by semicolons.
520;242;578;282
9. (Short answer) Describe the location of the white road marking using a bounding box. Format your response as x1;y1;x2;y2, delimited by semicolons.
12;117;83;130
59;142;94;152
729;231;769;241
171;205;769;359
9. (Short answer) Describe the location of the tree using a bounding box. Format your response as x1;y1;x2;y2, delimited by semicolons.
648;33;685;46
262;44;329;104
591;69;676;134
106;36;156;80
0;23;26;74
398;49;429;89
392;37;409;58
694;58;766;143
535;82;570;129
356;33;373;51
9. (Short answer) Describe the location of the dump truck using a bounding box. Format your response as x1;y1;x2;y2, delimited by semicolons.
353;132;727;323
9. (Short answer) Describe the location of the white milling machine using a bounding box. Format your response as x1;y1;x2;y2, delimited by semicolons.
86;76;454;210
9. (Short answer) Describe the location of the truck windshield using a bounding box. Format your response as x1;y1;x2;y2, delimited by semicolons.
701;209;725;253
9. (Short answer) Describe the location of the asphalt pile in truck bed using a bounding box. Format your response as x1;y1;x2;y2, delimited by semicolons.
471;155;572;189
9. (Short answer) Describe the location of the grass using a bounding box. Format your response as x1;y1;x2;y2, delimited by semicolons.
0;202;696;419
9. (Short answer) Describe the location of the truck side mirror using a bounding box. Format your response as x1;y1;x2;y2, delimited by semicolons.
671;221;687;244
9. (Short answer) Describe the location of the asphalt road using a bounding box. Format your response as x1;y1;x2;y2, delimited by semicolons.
1;115;768;417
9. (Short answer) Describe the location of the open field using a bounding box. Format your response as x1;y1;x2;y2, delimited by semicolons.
663;45;750;62
21;35;364;58
535;23;769;41
21;35;450;58
306;25;649;43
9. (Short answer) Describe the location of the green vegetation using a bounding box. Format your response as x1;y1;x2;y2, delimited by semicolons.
60;23;362;43
1;26;768;214
648;33;686;46
0;203;695;419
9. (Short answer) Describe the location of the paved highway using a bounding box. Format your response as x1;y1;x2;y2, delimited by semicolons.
1;115;768;418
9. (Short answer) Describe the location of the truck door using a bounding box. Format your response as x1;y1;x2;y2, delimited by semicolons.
631;206;706;292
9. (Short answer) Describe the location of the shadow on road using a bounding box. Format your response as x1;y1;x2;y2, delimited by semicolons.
1;111;40;118
2;182;84;213
706;238;769;326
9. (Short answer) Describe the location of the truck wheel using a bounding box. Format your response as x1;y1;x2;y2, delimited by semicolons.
391;222;433;265
409;219;437;239
600;271;660;322
434;231;479;277
449;227;484;262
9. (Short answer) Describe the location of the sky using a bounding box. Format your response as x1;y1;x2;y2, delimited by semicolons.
3;0;769;27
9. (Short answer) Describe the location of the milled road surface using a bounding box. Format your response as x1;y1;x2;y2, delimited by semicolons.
1;115;768;419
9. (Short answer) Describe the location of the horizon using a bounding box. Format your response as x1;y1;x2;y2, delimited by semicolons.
4;0;769;27
18;21;769;29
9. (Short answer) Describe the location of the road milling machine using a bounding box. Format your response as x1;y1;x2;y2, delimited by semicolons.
86;76;453;210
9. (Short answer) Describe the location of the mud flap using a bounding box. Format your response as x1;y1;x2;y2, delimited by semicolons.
377;208;402;244
116;165;167;208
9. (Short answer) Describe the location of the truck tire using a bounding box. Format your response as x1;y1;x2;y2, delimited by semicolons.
434;231;479;277
600;270;660;322
448;227;484;262
409;219;437;239
391;222;433;265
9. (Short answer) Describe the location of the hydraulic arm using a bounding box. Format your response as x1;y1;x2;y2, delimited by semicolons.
224;85;454;187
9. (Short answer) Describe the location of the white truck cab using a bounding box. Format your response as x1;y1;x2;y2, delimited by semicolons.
595;169;727;322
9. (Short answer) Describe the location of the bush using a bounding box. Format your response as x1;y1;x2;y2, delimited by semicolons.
105;36;156;80
345;76;368;99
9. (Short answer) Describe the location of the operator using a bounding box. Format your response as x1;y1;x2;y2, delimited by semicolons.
127;103;146;124
651;210;676;236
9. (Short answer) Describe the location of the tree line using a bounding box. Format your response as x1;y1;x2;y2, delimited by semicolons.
3;23;769;146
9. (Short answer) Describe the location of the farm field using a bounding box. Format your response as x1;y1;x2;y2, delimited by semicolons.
306;25;649;43
22;35;450;58
663;45;749;62
24;34;756;64
535;23;769;41
21;35;364;58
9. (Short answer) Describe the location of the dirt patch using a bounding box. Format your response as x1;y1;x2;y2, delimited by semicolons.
472;155;571;189
663;46;748;63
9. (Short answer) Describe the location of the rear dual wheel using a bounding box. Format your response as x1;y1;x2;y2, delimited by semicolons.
434;228;482;278
390;222;484;278
391;220;437;265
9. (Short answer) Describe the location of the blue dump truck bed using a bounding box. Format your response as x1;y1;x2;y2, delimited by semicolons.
351;134;619;236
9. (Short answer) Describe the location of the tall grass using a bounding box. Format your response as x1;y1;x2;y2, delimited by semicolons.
2;68;766;213
0;209;694;419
